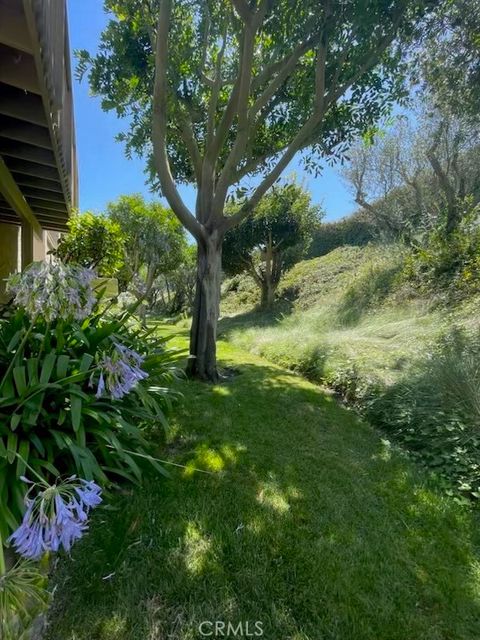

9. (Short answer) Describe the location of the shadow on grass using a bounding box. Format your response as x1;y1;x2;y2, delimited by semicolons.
46;355;480;640
218;299;293;340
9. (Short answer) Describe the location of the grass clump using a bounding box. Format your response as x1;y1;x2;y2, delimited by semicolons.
46;334;480;640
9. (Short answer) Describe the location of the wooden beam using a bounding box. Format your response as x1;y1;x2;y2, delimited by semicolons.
30;205;68;220
21;186;65;203
0;84;46;126
0;117;51;149
0;208;20;224
0;155;41;234
0;3;33;54
0;45;39;94
27;197;67;213
0;139;55;166
37;221;67;232
3;158;60;181
11;173;62;193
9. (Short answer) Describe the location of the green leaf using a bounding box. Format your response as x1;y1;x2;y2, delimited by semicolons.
7;432;18;464
16;440;30;477
10;414;21;431
79;353;94;373
40;352;57;383
30;433;45;456
56;354;70;379
71;395;83;432
13;366;27;395
26;357;39;385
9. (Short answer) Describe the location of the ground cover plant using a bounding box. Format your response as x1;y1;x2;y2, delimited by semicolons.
46;331;480;639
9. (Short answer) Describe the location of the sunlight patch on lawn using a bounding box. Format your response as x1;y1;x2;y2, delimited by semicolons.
257;479;301;514
183;443;245;476
182;522;216;576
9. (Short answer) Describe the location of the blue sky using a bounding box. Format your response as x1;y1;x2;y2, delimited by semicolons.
68;1;355;222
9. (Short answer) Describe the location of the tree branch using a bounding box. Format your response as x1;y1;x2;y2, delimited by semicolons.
223;5;408;231
231;0;253;23
152;0;204;241
176;112;202;183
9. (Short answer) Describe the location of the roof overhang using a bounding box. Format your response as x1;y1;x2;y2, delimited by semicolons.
0;0;77;232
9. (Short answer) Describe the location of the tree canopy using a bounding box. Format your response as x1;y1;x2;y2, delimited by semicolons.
55;211;125;276
107;194;187;296
223;180;321;306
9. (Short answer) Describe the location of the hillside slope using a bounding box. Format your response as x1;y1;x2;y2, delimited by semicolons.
219;244;480;496
221;244;477;383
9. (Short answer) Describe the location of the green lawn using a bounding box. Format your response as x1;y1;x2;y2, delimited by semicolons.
47;333;480;640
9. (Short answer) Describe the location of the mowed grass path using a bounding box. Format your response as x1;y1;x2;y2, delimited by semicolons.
47;334;480;640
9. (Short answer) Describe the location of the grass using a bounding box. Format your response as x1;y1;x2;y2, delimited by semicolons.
219;245;480;386
46;330;480;640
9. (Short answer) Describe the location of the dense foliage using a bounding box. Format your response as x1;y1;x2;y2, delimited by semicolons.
223;182;321;307
308;213;376;257
107;194;187;300
55;212;126;276
402;199;480;299
367;328;480;499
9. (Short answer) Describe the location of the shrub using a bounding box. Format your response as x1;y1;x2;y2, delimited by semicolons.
367;328;480;498
402;198;480;300
54;211;126;277
0;262;178;542
308;213;376;258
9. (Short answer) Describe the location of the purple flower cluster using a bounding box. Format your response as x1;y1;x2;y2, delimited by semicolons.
96;343;148;400
8;478;102;561
7;260;96;323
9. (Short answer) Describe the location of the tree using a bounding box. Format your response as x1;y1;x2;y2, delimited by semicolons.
78;0;434;380
223;181;321;307
107;194;187;300
418;0;480;122
342;112;480;238
55;211;125;276
152;244;197;315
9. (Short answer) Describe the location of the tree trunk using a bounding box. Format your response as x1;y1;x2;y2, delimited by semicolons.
260;278;276;308
186;232;223;381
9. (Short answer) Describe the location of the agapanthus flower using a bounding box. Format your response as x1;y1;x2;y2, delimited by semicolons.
8;476;102;560
7;260;96;322
95;343;148;400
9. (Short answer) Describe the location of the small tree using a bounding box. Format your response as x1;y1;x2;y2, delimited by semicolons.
55;211;125;276
223;182;321;307
107;195;187;301
153;244;197;315
78;0;434;379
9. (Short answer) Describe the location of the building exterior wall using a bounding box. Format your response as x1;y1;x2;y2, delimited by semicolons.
0;222;20;301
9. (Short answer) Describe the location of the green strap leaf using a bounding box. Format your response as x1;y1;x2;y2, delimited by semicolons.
13;366;27;395
40;352;57;384
71;395;82;432
56;354;70;379
7;432;18;464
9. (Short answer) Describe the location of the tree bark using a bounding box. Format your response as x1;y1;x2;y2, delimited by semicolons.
260;279;276;308
186;232;223;381
259;235;276;308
